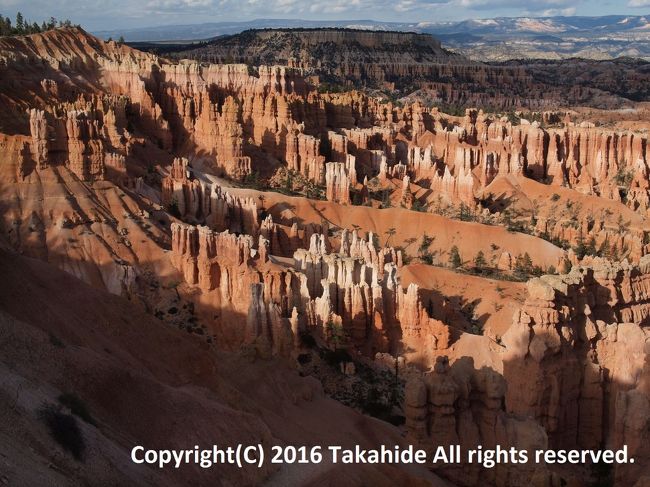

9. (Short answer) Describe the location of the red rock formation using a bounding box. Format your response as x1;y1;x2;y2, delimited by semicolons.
285;130;326;182
3;28;650;487
162;160;260;235
406;356;552;487
169;217;447;357
28;108;49;169
171;222;254;287
179;29;626;111
398;283;450;356
24;100;131;181
500;257;650;485
325;162;351;204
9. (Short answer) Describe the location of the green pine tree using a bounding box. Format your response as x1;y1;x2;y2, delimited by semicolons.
15;12;24;33
473;250;486;269
449;245;462;268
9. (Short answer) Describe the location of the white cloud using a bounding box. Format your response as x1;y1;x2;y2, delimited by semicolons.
147;0;212;8
458;0;579;10
0;0;625;31
628;0;650;6
541;7;576;16
241;0;450;15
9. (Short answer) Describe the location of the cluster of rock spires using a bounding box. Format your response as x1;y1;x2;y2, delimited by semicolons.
6;30;649;219
25;100;127;181
1;27;649;487
169;214;449;356
166;181;650;485
162;157;259;233
172;29;642;110
406;257;650;486
320;105;650;212
3;29;648;253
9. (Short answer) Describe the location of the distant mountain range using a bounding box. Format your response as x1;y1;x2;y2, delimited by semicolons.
94;14;650;61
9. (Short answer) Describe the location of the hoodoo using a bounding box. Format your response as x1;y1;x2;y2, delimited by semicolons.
0;11;649;487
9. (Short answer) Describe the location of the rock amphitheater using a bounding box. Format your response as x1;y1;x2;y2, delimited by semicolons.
0;26;648;486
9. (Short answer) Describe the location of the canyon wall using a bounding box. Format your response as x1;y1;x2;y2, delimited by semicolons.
1;28;649;487
174;29;635;110
406;257;650;486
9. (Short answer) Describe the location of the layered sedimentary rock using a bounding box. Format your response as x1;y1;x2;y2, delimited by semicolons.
170;222;254;286
169;219;451;356
173;29;640;110
325;162;351;204
404;258;650;486
2;27;650;487
285;130;326;182
406;356;551;487
169;220;304;349
315;104;650;263
5;28;649;230
162;158;259;235
24;97;132;181
0;28;329;185
502;257;650;484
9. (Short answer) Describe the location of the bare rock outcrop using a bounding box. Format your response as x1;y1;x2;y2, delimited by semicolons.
162;160;260;236
501;257;650;485
406;356;552;487
325;162;351;204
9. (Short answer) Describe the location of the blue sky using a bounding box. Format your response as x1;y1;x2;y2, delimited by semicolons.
2;0;649;30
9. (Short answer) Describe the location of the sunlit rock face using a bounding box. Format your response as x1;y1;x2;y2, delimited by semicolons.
1;26;649;487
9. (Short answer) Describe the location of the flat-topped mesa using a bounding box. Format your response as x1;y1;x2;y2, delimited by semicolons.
325;162;351;204
8;30;650;211
11;30;650;220
179;29;608;110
